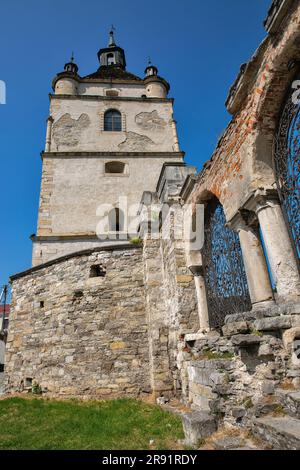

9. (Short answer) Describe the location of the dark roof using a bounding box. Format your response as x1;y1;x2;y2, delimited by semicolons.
83;66;142;82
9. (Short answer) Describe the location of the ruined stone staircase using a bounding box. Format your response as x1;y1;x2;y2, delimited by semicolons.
251;388;300;450
178;302;300;450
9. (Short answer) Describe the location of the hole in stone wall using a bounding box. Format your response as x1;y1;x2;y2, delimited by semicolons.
25;377;33;388
40;301;44;308
90;265;106;278
73;290;84;298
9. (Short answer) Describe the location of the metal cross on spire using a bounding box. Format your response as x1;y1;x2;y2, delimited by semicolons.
109;25;116;46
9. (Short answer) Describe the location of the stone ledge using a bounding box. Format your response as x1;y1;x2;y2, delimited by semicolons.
41;151;185;159
231;334;263;347
185;333;207;342
225;303;300;324
254;315;300;332
50;93;174;104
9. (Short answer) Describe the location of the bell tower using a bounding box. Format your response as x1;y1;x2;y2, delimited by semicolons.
97;29;126;68
31;30;184;266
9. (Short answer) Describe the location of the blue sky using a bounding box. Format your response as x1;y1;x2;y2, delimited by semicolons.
0;0;271;288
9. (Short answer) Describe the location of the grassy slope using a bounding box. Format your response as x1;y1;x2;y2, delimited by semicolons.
0;397;184;450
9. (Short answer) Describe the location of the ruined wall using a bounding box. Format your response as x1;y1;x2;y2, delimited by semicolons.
179;303;300;427
5;246;151;398
140;205;199;398
188;0;300;221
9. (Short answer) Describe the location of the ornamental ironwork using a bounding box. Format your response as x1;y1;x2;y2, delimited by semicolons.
202;198;251;329
274;78;300;269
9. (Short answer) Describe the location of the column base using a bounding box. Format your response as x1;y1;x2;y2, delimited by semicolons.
252;299;275;311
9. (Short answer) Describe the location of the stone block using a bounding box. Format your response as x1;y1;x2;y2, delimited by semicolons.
182;411;217;446
231;334;263;347
283;327;300;351
222;321;249;337
254;316;292;332
176;275;193;284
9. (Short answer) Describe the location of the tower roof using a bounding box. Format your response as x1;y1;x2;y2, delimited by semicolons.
83;67;142;82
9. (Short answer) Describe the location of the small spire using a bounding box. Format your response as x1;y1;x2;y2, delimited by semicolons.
109;25;116;47
145;58;158;77
64;52;78;74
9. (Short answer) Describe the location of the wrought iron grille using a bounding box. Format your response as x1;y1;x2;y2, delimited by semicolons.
202;198;251;329
274;79;300;269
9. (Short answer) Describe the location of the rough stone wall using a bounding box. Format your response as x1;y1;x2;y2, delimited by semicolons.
140;206;199;398
142;235;173;397
179;303;300;427
188;1;300;221
5;246;151;398
160;209;199;394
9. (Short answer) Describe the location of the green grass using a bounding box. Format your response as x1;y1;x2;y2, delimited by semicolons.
0;397;184;450
202;350;235;360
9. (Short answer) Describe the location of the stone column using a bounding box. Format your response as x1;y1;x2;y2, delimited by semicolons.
187;250;210;332
246;191;300;303
45;116;53;152
171;119;180;152
229;212;274;308
194;271;210;331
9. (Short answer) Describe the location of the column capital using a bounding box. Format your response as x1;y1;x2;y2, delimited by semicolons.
244;189;280;215
227;209;258;232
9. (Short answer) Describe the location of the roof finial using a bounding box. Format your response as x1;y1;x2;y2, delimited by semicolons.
109;25;116;47
70;51;74;63
148;56;152;65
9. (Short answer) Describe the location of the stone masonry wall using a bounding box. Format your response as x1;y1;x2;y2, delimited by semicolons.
140;206;199;398
5;246;150;398
179;303;300;428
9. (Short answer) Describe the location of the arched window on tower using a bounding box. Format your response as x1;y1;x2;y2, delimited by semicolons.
107;53;115;66
104;109;122;132
108;208;124;232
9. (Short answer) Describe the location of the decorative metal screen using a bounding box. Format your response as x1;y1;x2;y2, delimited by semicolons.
202;198;251;328
274;78;300;269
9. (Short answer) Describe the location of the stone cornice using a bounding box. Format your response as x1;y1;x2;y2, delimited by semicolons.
10;244;141;281
49;93;174;104
41;151;185;160
179;174;197;202
31;234;101;241
264;0;296;34
225;37;269;115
